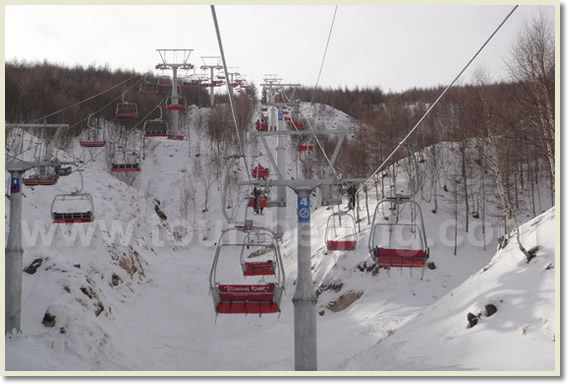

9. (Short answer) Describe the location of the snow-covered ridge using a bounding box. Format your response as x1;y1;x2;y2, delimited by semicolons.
5;103;556;372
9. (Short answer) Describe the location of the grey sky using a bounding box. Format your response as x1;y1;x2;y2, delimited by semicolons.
4;4;556;93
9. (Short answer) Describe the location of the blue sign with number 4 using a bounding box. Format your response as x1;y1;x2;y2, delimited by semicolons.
11;178;20;194
298;196;310;223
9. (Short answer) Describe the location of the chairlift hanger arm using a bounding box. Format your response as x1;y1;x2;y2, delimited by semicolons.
327;135;345;173
259;136;283;181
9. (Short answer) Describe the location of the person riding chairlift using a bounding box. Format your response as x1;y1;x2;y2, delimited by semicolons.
347;183;357;211
253;186;264;215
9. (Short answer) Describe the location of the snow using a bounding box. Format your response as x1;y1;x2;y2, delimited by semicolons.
341;207;556;372
4;104;557;373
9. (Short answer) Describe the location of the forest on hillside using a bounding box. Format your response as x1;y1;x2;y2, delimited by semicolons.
5;15;554;258
5;61;221;131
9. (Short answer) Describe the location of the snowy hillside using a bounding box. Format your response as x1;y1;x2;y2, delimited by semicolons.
342;207;556;371
5;103;557;372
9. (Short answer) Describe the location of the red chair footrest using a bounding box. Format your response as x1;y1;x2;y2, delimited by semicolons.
116;113;138;119
216;301;279;314
53;217;94;224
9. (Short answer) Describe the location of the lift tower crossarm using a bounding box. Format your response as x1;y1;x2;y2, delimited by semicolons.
155;49;194;139
249;129;353;137
259;83;301;88
200;56;223;107
238;178;367;189
156;48;194;67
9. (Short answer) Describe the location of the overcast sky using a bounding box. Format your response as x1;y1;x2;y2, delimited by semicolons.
4;4;556;93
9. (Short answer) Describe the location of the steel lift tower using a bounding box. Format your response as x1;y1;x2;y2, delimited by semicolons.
247;83;364;370
200;56;223;107
5;123;74;334
156;49;194;140
240;174;365;371
260;75;300;238
225;67;241;96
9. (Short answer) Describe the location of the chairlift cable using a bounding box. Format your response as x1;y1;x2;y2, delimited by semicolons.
281;88;339;178
60;88;166;175
287;5;341;178
29;73;147;124
11;77;146;160
357;5;519;195
311;5;338;102
302;5;341;178
210;5;253;186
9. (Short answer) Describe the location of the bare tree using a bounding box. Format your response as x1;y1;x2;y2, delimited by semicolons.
507;12;555;183
476;72;533;262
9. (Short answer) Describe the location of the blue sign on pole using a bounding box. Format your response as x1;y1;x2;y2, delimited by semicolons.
297;196;310;223
278;109;283;121
10;178;20;194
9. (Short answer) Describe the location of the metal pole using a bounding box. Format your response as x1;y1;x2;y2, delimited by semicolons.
209;67;215;107
6;171;23;334
276;106;286;238
293;189;317;370
171;67;179;139
228;72;234;98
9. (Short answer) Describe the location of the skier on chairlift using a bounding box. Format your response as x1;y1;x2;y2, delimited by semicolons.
347;183;357;211
253;186;261;215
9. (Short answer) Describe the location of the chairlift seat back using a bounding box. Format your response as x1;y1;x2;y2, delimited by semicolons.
327;240;357;251
248;196;269;208
80;140;105;148
52;212;94;224
243;261;275;276
298;145;314;152
374;247;428;268
23;177;58;186
214;284;280;314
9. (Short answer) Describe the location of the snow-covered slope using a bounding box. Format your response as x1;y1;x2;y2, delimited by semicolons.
4;104;557;372
342;207;556;371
